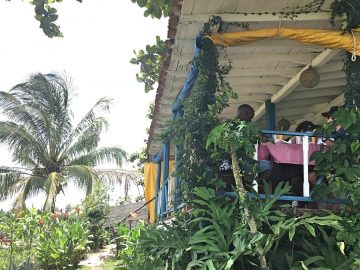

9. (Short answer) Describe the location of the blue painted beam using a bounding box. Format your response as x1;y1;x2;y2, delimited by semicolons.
265;100;276;130
154;161;162;219
172;33;204;113
220;191;348;205
160;142;170;214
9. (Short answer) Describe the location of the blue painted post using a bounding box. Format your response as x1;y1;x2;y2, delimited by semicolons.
265;99;276;130
160;142;170;215
154;160;161;219
173;109;184;209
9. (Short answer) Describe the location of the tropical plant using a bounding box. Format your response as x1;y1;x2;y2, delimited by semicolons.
0;212;23;269
130;35;168;93
116;222;163;269
34;212;91;269
130;0;172;19
206;119;268;269
0;73;126;211
82;181;111;251
6;0;83;38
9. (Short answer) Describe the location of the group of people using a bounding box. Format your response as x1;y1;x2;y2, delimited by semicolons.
220;103;343;197
263;105;342;196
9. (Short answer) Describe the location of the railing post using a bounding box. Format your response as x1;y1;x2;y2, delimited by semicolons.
161;142;170;215
174;109;184;209
154;161;161;219
253;142;259;192
302;136;310;197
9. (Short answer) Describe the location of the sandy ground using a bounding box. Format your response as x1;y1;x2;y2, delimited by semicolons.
78;244;116;269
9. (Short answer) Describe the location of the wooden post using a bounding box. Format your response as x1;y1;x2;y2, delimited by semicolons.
302;136;310;197
154;161;161;219
265;99;275;130
160;142;170;215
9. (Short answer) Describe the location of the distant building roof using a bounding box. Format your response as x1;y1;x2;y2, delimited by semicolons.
105;201;148;228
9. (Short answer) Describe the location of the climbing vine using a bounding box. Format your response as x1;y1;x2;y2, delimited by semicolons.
330;0;360;107
161;22;237;200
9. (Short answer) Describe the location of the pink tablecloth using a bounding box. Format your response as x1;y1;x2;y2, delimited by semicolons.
258;142;327;165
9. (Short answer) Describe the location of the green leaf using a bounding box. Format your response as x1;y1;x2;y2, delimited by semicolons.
304;223;316;237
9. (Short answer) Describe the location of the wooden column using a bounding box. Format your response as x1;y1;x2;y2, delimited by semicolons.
265;99;276;130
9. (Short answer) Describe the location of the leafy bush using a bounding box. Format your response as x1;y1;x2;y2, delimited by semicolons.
82;181;111;251
0;209;91;270
115;222;163;269
113;185;348;270
34;211;91;269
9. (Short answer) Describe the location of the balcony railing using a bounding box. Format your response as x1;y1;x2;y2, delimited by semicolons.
155;129;346;220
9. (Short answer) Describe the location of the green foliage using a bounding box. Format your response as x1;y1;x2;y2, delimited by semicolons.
34;211;90;269
129;147;147;175
130;36;168;92
116;222;163;269
344;53;360;107
0;73;126;211
161;38;237;199
26;0;82;38
312;108;360;205
112;185;346;269
206;120;260;156
330;0;360;32
0;209;90;269
330;0;360;107
82;181;111;251
146;102;155;120
130;0;172;19
311;107;360;265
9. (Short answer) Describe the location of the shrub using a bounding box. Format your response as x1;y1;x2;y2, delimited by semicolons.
82;181;111;251
0;209;91;270
34;212;91;269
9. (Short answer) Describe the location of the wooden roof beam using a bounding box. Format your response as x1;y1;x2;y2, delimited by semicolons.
253;49;341;121
181;12;331;23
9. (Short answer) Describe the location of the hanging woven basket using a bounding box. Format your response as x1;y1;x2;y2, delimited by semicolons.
299;66;320;88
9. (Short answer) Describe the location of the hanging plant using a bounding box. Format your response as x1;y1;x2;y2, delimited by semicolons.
330;0;360;107
161;18;237;200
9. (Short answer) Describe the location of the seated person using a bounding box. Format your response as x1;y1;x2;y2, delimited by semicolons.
320;106;344;146
236;104;255;122
291;120;319;144
220;104;272;191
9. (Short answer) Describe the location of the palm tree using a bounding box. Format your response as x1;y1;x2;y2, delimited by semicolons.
0;73;126;211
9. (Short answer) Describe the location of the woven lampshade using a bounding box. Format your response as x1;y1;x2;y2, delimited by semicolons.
299;66;320;88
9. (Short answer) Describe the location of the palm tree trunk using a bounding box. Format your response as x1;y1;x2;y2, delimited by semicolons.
230;147;268;270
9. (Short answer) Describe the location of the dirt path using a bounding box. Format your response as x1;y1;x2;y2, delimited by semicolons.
78;244;116;269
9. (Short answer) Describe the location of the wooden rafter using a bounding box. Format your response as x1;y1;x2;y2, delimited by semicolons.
181;12;331;23
253;49;342;121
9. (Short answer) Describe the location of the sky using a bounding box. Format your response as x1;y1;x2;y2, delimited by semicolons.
0;0;167;209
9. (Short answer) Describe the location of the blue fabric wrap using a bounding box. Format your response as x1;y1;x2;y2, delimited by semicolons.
258;160;272;173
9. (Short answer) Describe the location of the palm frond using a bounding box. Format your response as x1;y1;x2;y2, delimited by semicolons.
12;176;45;210
97;169;143;186
59;117;108;162
0;91;49;144
0;121;48;166
68;146;127;167
72;97;112;137
9;73;73;158
64;165;99;195
0;167;24;200
43;172;63;211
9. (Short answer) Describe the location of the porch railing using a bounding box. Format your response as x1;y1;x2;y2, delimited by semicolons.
155;129;346;220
